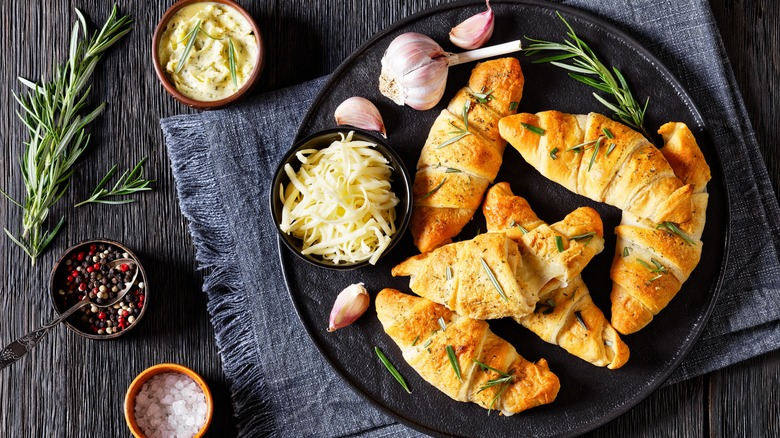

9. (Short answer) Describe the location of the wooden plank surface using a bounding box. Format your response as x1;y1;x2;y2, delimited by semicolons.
0;1;776;437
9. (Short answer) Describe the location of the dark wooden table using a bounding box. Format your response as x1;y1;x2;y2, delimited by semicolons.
0;1;777;436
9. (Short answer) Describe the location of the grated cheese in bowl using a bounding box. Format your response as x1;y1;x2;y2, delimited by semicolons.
279;131;400;265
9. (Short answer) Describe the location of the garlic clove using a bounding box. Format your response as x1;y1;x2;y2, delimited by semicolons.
449;0;494;50
334;97;387;138
379;32;450;110
328;283;370;332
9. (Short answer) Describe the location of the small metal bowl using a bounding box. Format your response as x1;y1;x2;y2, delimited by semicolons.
48;239;149;340
270;128;413;270
124;363;214;438
152;0;265;110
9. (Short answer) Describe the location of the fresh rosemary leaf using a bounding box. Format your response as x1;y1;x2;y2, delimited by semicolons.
444;167;461;173
462;100;471;131
411;336;419;346
575;311;588;331
525;12;652;139
623;247;631;257
570;231;596;241
521;122;546;136
446;266;453;280
438;316;447;332
587;136;603;171
76;157;154;207
228;37;238;89
509;220;516;228
555;235;564;252
606;142;617;156
480;258;507;301
566;138;598;152
602;127;615;138
419;178;447;200
437;131;471;149
422;339;432;348
637;258;667;274
176;19;201;74
473;89;493;103
656;222;696;245
375;347;411;394
550;147;559;160
446;345;462;381
509;101;519;111
646;274;664;284
518;224;529;234
473;359;512;377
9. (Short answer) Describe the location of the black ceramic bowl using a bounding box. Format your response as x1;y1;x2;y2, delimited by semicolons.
270;128;412;270
49;239;149;340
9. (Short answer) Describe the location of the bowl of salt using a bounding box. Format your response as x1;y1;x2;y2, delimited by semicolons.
125;363;214;437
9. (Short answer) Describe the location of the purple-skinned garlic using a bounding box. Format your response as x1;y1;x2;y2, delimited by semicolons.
328;283;370;332
334;97;387;138
449;0;494;50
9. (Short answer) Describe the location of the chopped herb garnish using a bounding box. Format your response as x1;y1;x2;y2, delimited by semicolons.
412;336;419;346
422;339;433;348
575;311;588;331
446;266;453;281
509;101;519;111
518;225;529;234
437;125;471;149
647;274;664;284
656;222;696;246
176;20;202;74
462;100;471;131
606;142;617;156
445;167;462;173
375;347;411;394
521;122;546;136
438;316;448;332
622;247;631;257
637;258;667;274
473;89;493;103
509;220;517;228
555;235;565;252
473;359;514;413
480;258;507;301
587;136;603;172
550;147;559;160
602;127;614;138
566;138;599;153
570;231;596;242
419;178;447;200
228;37;238;89
446;345;462;381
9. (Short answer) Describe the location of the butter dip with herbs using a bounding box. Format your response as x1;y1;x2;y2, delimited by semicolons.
158;2;258;102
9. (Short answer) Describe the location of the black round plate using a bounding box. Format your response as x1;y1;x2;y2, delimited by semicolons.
278;1;729;437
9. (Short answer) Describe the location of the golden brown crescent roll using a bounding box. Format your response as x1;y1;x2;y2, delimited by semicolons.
411;58;524;253
375;288;560;415
482;183;628;368
610;122;711;334
391;233;539;320
498;111;694;224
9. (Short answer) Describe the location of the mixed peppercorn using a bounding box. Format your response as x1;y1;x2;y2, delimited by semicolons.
55;243;145;336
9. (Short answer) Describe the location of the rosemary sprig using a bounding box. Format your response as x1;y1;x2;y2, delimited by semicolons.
525;12;652;139
566;138;599;153
521;122;546;136
472;88;493;103
550;147;559;160
438;316;448;332
76;157;154;206
622;247;631;257
2;5;132;265
446;345;462;381
419;178;447;200
474;359;514;413
444;167;461;173
570;231;596;241
587;136;603;171
656;222;696;246
438;101;472;148
411;336;419;346
375;347;411;394
228;37;238;88
555;235;565;252
509;101;519;111
480;257;507;301
176;19;201;74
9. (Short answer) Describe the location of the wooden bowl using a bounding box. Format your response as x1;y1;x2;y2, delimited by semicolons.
48;239;149;340
124;363;214;438
152;0;265;110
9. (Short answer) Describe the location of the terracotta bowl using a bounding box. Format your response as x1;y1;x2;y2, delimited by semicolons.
124;363;214;438
48;239;149;340
152;0;265;110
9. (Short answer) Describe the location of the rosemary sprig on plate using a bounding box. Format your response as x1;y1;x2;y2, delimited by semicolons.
446;345;462;381
656;221;696;245
438;100;472;149
473;359;514;413
76;158;154;206
375;346;411;394
1;4;132;265
525;12;652;140
480;257;507;301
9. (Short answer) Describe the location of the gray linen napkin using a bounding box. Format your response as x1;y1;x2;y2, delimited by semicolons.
161;0;780;436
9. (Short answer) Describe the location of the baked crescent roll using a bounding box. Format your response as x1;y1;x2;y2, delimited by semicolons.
610;122;711;334
391;233;539;320
498;111;694;224
483;182;604;288
411;58;524;253
482;183;628;368
376;288;560;415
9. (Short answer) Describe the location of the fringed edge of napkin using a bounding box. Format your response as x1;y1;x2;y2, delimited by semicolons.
161;115;277;437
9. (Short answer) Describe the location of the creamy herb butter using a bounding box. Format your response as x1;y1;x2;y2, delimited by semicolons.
159;2;257;101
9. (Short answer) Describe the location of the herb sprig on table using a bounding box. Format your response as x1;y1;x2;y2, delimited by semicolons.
76;158;154;207
524;12;652;140
0;5;132;265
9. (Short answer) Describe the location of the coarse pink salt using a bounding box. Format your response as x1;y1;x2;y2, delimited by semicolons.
134;372;207;438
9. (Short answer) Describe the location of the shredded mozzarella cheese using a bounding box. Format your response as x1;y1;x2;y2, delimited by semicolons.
279;131;399;265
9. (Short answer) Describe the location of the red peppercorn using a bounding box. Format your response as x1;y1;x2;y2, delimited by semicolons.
71;270;79;278
89;244;97;252
77;252;85;261
93;263;101;270
98;312;106;320
66;275;73;283
86;266;94;273
138;295;144;302
138;302;143;308
78;283;87;291
120;263;129;272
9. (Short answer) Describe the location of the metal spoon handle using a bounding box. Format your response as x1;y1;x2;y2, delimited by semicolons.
0;300;90;370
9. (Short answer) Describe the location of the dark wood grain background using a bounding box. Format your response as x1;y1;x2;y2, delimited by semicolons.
0;1;776;437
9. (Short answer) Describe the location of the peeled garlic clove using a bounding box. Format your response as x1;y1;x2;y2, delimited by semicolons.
379;32;449;110
449;0;494;50
328;283;370;332
334;97;387;138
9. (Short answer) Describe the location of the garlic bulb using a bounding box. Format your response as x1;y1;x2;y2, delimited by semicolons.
328;283;370;332
334;97;387;137
379;32;522;110
449;0;494;50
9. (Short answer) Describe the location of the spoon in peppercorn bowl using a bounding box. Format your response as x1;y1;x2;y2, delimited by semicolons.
0;258;139;370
